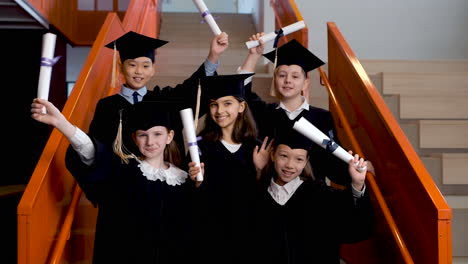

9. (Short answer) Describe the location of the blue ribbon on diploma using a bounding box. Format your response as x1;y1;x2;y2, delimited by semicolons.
188;136;203;155
201;10;210;17
200;10;219;23
41;56;62;67
273;28;284;48
322;130;338;153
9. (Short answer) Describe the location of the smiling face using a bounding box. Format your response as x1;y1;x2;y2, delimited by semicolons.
209;95;246;130
121;57;155;90
133;126;173;161
274;64;308;100
272;144;308;186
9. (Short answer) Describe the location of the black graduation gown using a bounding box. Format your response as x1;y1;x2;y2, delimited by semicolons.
245;85;350;186
88;63;208;159
65;141;193;264
254;180;375;264
191;139;259;264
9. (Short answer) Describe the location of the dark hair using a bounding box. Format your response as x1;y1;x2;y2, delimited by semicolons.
259;142;314;187
199;96;257;143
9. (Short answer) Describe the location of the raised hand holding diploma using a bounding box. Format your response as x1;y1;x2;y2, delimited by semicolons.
193;0;222;35
180;108;203;181
245;20;306;49
37;33;61;113
293;117;367;172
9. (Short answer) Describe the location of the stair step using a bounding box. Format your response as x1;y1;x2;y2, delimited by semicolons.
361;59;468;74
442;153;468;184
383;72;468;96
400;96;468;119
421;156;468;195
445;196;468;257
419;120;468;149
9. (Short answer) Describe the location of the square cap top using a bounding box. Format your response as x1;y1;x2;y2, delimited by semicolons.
201;73;255;101
105;31;168;62
124;100;183;133
263;39;324;73
274;125;313;153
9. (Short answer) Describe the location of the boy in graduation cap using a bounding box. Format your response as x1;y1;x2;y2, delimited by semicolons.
89;31;229;157
187;73;267;264
31;98;201;264
236;32;351;187
252;125;375;264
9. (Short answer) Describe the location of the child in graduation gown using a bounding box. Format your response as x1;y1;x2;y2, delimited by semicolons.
31;98;198;264
89;31;229;157
238;33;350;187
253;127;375;264
187;74;266;264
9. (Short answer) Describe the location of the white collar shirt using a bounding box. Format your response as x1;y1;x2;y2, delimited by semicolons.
276;96;309;120
268;176;304;205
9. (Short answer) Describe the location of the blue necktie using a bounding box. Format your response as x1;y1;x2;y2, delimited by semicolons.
132;91;139;104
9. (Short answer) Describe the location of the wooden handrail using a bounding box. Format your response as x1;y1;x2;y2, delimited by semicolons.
45;1;161;263
270;1;451;263
326;21;451;263
318;66;414;263
18;1;162;263
48;185;82;264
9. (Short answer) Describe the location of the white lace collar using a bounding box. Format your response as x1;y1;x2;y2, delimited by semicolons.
137;160;188;186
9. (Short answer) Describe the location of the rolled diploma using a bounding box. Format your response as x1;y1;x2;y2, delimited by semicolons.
193;0;222;35
293;117;353;164
37;33;57;100
180;108;203;181
245;20;306;49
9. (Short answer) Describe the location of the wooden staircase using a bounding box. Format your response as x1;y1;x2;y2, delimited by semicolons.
362;60;468;262
149;12;270;91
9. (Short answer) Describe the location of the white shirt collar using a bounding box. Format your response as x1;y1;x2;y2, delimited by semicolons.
137;161;188;186
268;176;304;205
276;96;309;120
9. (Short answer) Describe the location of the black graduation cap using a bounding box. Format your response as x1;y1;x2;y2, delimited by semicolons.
263;39;325;73
274;125;313;153
201;73;255;101
104;31;168;62
125;100;183;133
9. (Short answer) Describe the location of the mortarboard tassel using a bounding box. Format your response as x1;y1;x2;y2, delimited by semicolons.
111;41;118;90
113;109;137;164
270;29;284;97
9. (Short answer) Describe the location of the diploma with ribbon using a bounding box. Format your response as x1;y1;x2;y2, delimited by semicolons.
293;117;366;171
193;0;222;35
37;33;61;101
245;20;306;49
180;108;203;181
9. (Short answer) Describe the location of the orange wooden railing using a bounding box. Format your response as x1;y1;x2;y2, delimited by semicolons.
270;1;451;263
17;1;161;263
318;39;414;264
25;0;126;45
326;22;451;264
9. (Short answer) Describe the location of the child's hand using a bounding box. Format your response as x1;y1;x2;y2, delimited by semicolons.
253;137;273;172
208;32;229;62
31;98;64;127
348;151;367;191
248;32;265;55
188;161;204;187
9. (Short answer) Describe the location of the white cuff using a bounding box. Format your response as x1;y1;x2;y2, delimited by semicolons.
351;183;366;198
70;127;95;165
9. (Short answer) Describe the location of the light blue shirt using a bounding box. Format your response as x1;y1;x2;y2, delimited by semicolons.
119;58;219;104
